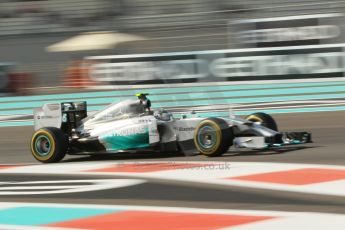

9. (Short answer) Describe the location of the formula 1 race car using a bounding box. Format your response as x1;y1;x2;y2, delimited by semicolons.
30;97;312;163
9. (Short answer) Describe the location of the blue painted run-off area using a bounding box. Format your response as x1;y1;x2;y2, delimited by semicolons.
0;206;118;226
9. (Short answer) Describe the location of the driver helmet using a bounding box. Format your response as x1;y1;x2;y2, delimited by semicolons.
135;93;149;100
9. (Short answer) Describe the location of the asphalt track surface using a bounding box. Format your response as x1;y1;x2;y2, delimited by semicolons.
1;111;344;165
0;111;344;216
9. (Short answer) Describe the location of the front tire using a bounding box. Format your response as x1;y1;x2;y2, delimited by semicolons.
30;127;68;163
194;118;233;157
245;112;278;131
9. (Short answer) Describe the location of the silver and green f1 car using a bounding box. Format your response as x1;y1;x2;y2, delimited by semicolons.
30;97;312;163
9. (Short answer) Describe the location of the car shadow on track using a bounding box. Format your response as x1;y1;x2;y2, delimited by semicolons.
224;145;318;157
61;145;319;163
62;152;183;163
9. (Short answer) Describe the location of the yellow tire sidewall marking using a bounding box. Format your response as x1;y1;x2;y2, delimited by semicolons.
30;129;56;161
194;120;222;155
246;115;263;123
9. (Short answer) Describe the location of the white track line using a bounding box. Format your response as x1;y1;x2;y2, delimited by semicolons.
1;161;344;197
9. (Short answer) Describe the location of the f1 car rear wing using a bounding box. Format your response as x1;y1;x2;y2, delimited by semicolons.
34;102;87;135
34;103;62;131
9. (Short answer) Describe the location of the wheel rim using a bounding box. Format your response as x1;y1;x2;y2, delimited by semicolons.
34;135;51;156
197;125;217;150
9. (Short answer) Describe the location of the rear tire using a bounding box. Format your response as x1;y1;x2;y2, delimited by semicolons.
194;118;233;157
245;112;278;131
30;127;68;163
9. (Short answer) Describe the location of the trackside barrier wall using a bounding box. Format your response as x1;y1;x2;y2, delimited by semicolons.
85;43;345;86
